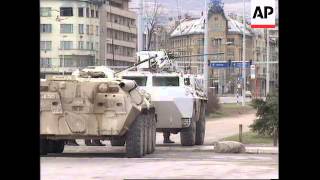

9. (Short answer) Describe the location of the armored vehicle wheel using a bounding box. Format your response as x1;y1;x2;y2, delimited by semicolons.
47;140;65;153
126;114;144;158
195;102;206;145
146;113;153;154
151;114;156;153
40;139;48;155
180;107;197;146
143;115;148;155
110;138;125;146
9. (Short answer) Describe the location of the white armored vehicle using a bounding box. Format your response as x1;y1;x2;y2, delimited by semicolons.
117;50;208;146
40;66;156;158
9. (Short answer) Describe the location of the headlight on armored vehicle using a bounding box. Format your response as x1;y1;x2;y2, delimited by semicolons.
98;83;108;93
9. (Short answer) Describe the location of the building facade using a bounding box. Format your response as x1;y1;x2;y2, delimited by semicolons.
40;0;104;77
99;0;137;69
169;7;255;95
169;17;205;74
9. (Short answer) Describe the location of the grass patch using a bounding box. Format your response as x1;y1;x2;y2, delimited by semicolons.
220;131;273;144
207;103;256;119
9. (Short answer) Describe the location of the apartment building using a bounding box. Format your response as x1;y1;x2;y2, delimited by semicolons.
169;7;255;94
99;0;137;68
170;17;205;74
40;0;104;77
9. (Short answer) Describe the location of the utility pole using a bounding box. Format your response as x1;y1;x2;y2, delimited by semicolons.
204;0;209;96
266;29;270;95
138;0;143;52
241;0;246;106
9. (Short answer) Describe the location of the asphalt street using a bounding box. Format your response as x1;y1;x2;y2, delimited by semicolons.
41;113;278;179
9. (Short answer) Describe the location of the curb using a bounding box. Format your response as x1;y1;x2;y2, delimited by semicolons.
245;147;278;154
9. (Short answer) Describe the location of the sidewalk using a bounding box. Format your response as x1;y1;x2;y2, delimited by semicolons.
245;146;278;154
155;145;278;154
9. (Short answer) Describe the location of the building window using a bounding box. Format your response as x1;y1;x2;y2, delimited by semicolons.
78;8;84;17
96;10;99;18
96;26;99;36
227;48;234;56
91;42;94;50
40;58;51;68
40;41;52;50
227;38;235;45
95;42;99;50
60;7;73;16
40;7;51;17
40;24;52;33
86;8;89;17
79;24;84;34
60;41;73;49
86;41;90;50
78;41;84;49
60;24;73;33
91;10;94;17
86;25;90;34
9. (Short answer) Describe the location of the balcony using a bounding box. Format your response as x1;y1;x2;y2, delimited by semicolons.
106;22;137;34
40;67;79;74
106;53;136;62
106;6;137;19
106;38;136;48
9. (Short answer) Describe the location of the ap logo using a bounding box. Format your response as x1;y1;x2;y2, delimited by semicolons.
251;0;276;28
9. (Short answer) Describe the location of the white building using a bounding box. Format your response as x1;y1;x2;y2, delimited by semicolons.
40;0;105;77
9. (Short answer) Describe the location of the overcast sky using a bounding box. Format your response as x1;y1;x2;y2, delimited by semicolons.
129;0;278;20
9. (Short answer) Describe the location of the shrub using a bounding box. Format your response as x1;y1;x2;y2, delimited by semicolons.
250;91;278;136
206;89;220;114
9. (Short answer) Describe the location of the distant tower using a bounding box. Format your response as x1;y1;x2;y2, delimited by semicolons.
209;0;224;12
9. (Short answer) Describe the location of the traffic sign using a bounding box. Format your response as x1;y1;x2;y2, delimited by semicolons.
209;61;251;68
210;62;229;68
231;62;250;68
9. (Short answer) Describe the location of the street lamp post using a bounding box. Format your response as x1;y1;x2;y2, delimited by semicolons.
266;29;270;95
204;0;209;96
241;0;246;106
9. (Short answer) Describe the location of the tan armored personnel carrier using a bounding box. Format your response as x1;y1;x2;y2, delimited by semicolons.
40;68;156;158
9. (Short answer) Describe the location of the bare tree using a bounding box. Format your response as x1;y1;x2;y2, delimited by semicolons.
145;0;162;50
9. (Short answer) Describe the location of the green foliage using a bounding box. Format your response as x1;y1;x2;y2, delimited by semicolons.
250;92;278;136
206;90;220;114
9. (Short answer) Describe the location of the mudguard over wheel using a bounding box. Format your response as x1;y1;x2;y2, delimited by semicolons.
110;138;125;146
195;102;206;145
180;107;197;146
126;114;144;158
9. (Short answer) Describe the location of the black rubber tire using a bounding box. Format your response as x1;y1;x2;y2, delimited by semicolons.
146;113;153;154
47;140;65;153
110;138;125;146
126;114;144;158
195;102;206;145
180;106;197;146
40;139;48;155
53;140;65;153
143;115;148;155
151;114;156;153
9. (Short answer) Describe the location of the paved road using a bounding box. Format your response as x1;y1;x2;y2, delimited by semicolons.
219;96;252;104
41;113;278;179
157;113;256;145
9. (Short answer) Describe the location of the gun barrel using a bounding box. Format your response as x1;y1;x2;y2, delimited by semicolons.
114;55;157;75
